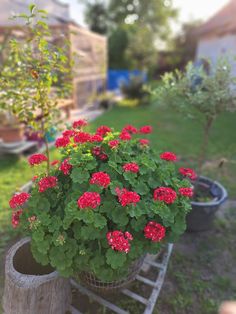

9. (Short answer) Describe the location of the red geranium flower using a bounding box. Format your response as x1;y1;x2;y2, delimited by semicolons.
153;187;177;204
12;209;23;228
99;153;108;161
90;172;111;188
96;125;111;137
72;119;88;129
92;146;102;156
59;158;72;175
32;175;38;181
55;136;70;148
74;132;91;144
179;168;197;180
160;152;177;162
122;125;138;134
123;162;139;173
139;125;153;134
144;221;166;242
28;154;47;166
139;139;150;146
77;192;101;209
107;230;133;253
38;176;58;193
90;134;103;143
62;129;76;138
9;192;30;209
179;187;194;198
119;131;132;141
116;188;140;206
108;140;119;149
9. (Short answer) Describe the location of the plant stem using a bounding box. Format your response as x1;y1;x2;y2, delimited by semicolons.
41;118;50;175
198;116;214;171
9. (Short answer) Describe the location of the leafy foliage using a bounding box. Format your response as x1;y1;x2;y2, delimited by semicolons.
154;58;236;169
17;122;193;281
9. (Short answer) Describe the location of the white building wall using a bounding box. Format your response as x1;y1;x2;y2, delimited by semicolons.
196;34;236;76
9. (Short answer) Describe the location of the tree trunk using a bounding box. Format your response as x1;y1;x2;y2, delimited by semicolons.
3;238;71;314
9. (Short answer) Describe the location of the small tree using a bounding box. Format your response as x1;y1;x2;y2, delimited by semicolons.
154;59;236;170
0;5;72;173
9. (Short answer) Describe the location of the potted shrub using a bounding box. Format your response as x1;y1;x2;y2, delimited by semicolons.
0;5;71;161
155;59;236;231
9;121;194;289
0;111;25;143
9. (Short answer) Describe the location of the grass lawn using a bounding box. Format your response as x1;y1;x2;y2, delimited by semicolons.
0;104;235;313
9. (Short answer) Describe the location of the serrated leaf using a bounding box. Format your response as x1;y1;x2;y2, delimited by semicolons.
106;249;127;269
94;213;107;228
71;168;89;183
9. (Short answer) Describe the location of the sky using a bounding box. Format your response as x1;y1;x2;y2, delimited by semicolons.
60;0;229;28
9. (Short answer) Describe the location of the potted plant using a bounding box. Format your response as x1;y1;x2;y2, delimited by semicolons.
155;58;236;231
9;121;193;290
0;5;71;158
0;111;25;144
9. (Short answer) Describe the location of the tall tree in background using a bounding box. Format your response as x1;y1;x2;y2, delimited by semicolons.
84;1;108;34
82;0;177;72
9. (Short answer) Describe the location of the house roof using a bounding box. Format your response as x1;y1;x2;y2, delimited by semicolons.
0;0;71;27
197;0;236;36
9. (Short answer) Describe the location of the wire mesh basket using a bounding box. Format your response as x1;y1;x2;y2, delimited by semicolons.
77;255;146;293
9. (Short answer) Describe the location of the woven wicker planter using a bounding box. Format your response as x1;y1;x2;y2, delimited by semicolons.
79;255;145;293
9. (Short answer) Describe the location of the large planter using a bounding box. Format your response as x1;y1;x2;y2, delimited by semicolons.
78;255;146;293
0;124;25;143
3;238;71;314
187;176;228;232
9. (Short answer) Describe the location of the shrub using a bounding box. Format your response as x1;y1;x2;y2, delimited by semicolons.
154;59;236;169
9;123;194;281
120;75;149;104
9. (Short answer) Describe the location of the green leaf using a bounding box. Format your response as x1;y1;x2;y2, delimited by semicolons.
29;4;36;14
134;182;149;195
94;213;107;229
71;168;90;183
111;207;129;226
106;249;127;269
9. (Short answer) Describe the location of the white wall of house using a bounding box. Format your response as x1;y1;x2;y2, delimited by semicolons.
196;34;236;76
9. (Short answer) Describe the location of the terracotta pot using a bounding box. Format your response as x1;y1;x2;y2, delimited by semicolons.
0;124;25;143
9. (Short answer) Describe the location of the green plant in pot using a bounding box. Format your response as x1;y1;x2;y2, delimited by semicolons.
0;5;71;159
154;58;236;231
9;122;194;289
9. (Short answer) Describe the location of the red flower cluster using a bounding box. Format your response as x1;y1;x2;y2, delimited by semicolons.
72;119;87;129
123;162;139;173
140;125;153;134
12;209;23;228
90;172;111;188
77;192;101;209
28;154;48;166
139;139;150;146
153;187;177;204
179;167;197;180
122;125;138;134
92;146;108;161
107;230;133;253
38;176;58;193
55;136;70;148
59;158;72;175
144;221;166;242
179;187;194;198
116;188;140;207
160;152;177;162
90;134;103;143
62;129;75;138
96;125;111;137
109;140;119;149
9;192;30;209
74;132;91;143
119;131;131;141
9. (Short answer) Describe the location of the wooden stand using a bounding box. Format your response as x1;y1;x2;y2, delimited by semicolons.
3;238;71;314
